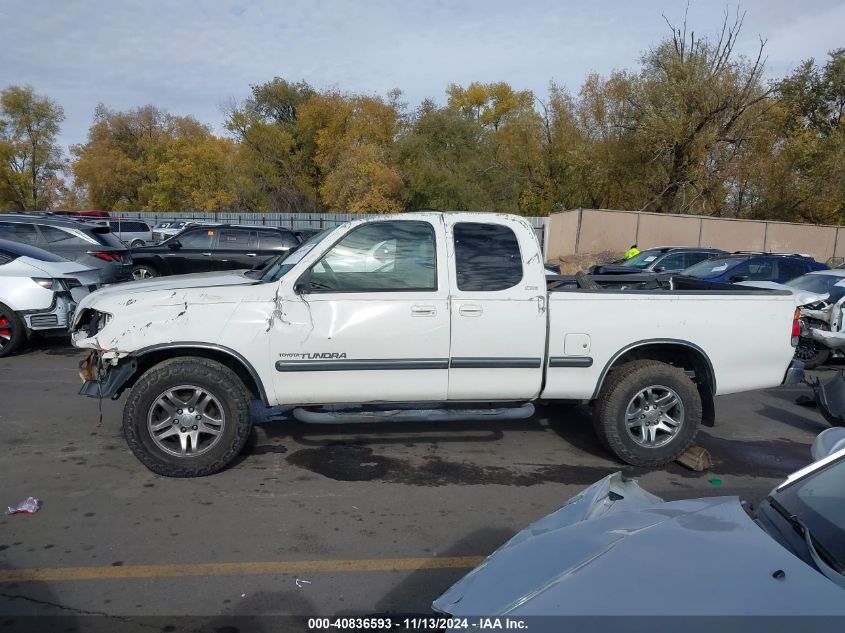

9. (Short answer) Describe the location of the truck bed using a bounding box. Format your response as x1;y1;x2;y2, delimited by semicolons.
541;273;797;400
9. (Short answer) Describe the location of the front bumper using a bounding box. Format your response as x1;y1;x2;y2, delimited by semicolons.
782;359;806;385
78;351;138;400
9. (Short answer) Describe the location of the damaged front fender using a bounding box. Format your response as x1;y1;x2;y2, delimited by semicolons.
78;352;138;400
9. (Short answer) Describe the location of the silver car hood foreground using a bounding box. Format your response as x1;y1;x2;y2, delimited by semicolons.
433;473;845;618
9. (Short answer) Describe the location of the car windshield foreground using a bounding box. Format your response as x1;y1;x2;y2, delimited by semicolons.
433;428;845;621
786;272;845;302
762;451;845;582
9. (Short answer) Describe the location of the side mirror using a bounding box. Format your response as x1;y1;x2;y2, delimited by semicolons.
730;274;748;282
167;240;182;250
653;265;666;273
294;271;311;295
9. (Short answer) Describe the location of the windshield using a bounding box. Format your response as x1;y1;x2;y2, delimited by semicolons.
259;229;333;282
787;273;845;301
772;455;845;574
683;257;743;278
621;250;663;269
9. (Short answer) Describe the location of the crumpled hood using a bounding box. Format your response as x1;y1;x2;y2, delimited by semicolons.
739;280;829;306
99;270;255;296
75;270;257;314
433;473;845;617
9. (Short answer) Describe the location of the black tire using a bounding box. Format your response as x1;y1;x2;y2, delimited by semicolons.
794;337;830;369
0;304;26;358
593;360;701;468
132;264;158;280
123;357;253;477
130;239;145;248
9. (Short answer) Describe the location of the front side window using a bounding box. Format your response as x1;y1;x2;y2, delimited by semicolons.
308;221;436;292
178;229;215;249
453;222;522;291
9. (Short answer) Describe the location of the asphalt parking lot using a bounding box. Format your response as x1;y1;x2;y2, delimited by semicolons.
0;339;834;629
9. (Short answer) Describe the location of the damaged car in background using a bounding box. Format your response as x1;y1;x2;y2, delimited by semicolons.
0;239;100;357
70;212;804;477
433;427;845;623
743;269;845;369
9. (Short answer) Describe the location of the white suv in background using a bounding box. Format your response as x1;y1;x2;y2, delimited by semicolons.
96;219;153;247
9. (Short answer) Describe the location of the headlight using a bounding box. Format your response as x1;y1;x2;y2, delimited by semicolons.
74;309;113;337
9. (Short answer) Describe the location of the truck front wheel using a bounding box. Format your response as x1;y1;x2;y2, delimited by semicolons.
593;360;701;468
123;357;253;477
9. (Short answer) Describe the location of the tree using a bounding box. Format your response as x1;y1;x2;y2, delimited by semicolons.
224;78;318;212
298;89;404;212
566;9;772;215
73;104;242;211
753;49;845;224
0;85;66;210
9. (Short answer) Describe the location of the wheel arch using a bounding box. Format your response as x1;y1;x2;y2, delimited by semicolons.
127;343;270;405
592;339;716;426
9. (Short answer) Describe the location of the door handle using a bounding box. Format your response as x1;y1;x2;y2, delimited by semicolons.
202;252;212;256
459;304;483;317
411;305;437;317
246;253;257;257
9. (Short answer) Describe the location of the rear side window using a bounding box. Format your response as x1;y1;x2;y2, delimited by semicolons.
217;229;255;249
656;252;685;270
453;222;522;291
778;259;808;281
38;225;89;245
258;229;297;250
124;222;150;232
0;221;39;245
685;252;714;267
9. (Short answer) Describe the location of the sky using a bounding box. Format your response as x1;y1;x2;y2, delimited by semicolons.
2;0;844;150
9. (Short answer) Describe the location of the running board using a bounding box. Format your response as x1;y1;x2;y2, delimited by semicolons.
291;402;535;424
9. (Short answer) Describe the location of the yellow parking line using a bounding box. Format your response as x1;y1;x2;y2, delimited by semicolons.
0;556;485;583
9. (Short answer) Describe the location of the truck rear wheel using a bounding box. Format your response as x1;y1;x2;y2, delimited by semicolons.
123;357;253;477
593;360;701;468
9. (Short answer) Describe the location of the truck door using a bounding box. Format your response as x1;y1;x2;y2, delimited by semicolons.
271;218;450;404
447;219;547;400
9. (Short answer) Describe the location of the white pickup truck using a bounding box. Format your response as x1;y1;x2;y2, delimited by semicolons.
71;212;804;477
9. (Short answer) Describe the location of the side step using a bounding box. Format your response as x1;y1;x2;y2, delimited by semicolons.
291;402;535;424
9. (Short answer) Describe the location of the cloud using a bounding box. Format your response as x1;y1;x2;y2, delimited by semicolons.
2;0;841;149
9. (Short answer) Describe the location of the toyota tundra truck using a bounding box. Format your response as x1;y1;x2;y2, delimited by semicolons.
70;212;803;477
